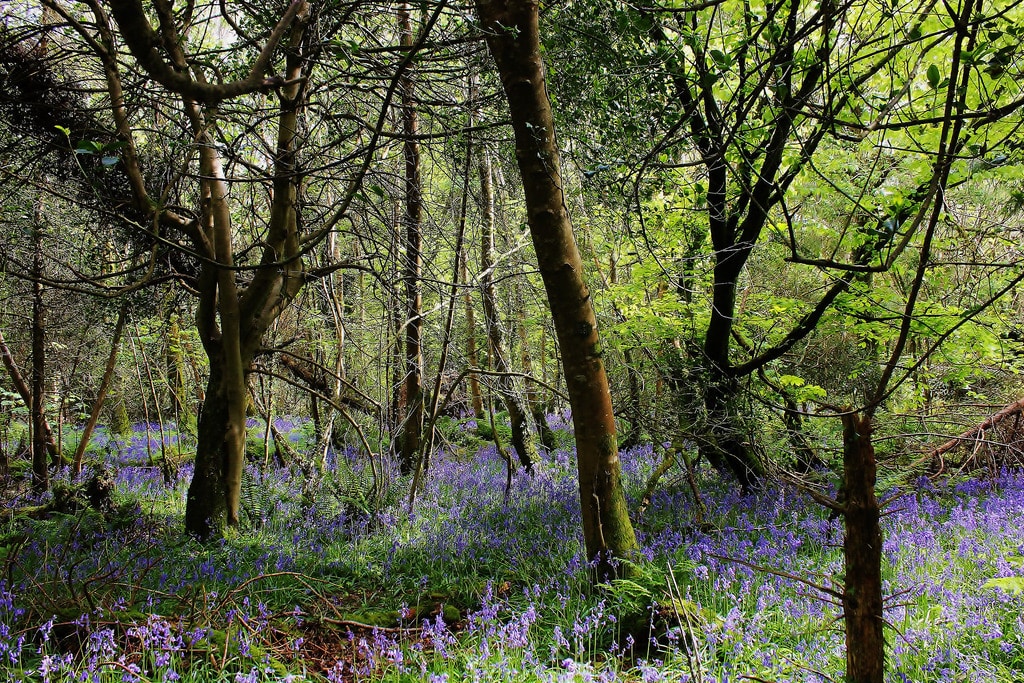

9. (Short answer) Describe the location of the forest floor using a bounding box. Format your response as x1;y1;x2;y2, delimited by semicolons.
1;416;1022;682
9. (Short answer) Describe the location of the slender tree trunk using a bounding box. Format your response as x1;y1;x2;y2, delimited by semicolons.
474;0;638;573
31;218;49;490
619;348;644;451
605;253;643;451
463;249;485;418
72;304;128;475
397;2;424;475
0;329;59;462
390;203;406;442
518;295;555;451
166;306;186;423
479;140;535;472
841;411;884;683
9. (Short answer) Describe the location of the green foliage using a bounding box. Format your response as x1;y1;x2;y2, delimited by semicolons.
984;556;1024;594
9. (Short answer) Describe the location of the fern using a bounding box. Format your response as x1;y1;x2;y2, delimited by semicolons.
326;459;394;518
240;469;275;530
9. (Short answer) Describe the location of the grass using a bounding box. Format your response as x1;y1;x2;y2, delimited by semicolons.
0;418;1022;681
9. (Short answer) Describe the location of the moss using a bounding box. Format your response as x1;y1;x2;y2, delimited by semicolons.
109;394;131;438
344;609;403;627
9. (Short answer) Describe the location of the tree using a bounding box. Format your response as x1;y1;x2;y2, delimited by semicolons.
36;0;409;537
546;0;1024;491
473;0;639;574
478;136;536;472
396;1;426;476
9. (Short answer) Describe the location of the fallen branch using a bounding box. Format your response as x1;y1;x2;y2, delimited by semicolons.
926;396;1024;465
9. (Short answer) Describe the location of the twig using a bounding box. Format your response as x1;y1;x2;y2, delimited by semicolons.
705;553;844;600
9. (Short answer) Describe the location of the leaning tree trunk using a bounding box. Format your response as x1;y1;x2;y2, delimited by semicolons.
72;303;128;475
479;139;535;472
474;0;638;574
0;328;59;463
841;411;884;683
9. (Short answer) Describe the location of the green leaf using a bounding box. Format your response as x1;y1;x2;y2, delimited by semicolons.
926;64;941;88
709;49;732;69
983;576;1024;594
54;125;70;137
75;140;103;154
101;155;120;167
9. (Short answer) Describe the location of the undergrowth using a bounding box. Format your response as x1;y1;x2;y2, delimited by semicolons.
0;419;1021;681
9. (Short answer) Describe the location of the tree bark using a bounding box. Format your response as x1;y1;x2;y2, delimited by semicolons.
185;142;249;536
397;2;424;475
841;411;884;683
185;363;236;537
474;0;638;573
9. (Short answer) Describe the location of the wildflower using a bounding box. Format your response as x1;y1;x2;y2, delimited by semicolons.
234;668;259;683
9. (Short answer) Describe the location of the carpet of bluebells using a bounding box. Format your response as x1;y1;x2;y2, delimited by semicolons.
1;416;1023;682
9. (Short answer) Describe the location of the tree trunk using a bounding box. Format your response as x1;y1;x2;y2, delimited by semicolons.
179;7;308;537
841;411;884;683
397;2;424;475
474;0;638;574
166;306;186;423
72;303;128;475
462;248;485;419
702;369;764;492
518;294;555;451
700;244;764;490
619;348;644;451
479;139;535;472
185;361;248;537
31;219;49;491
0;328;59;462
